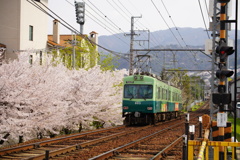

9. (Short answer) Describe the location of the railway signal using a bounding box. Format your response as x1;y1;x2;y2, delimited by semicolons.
216;69;234;79
216;45;234;62
75;1;85;25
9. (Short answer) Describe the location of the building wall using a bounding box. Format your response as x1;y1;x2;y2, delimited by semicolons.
0;0;21;60
0;0;48;61
20;0;48;51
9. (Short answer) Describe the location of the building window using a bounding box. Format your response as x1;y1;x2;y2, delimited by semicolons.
29;25;33;41
39;51;42;65
29;55;33;64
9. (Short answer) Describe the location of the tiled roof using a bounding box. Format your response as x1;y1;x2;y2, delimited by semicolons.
0;43;6;48
48;35;87;47
47;40;62;47
90;31;98;34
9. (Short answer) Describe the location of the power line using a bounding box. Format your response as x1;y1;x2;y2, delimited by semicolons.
28;0;129;60
159;0;200;65
123;0;161;47
105;0;130;23
83;0;126;34
40;0;128;47
117;0;133;16
105;0;160;48
84;0;153;49
160;0;188;47
150;0;183;48
150;0;200;69
204;0;212;23
198;0;210;38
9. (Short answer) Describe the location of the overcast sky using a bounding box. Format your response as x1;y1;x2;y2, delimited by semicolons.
48;0;239;36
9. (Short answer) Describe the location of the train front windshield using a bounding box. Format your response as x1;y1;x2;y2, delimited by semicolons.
124;84;153;99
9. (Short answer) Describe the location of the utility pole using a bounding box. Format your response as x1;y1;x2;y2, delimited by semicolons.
72;33;77;69
170;52;178;69
125;16;142;75
134;29;151;49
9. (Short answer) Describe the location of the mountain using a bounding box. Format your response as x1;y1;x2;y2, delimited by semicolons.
98;27;240;76
99;27;210;53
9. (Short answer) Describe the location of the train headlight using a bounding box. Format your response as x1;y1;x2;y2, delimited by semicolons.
123;106;128;110
134;112;141;117
147;107;153;110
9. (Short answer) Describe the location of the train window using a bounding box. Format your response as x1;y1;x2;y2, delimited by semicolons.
161;88;164;99
124;84;153;99
158;87;160;99
160;88;162;99
164;89;167;100
163;89;165;100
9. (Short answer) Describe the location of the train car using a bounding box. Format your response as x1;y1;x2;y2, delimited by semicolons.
122;74;182;125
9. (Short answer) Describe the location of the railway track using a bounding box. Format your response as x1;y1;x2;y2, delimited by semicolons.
0;103;209;160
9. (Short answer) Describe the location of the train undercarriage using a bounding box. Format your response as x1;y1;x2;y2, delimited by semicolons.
123;111;180;125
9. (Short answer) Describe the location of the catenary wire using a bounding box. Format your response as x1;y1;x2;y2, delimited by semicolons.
83;0;126;34
82;0;148;49
28;0;130;60
150;0;183;48
198;0;211;38
160;0;199;64
123;0;161;47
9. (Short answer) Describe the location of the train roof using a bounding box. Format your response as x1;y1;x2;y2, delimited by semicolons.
124;73;181;90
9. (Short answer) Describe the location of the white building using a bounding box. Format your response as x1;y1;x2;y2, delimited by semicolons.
0;0;48;60
0;0;99;67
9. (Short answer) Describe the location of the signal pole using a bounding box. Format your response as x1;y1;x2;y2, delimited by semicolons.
212;0;235;159
125;16;142;75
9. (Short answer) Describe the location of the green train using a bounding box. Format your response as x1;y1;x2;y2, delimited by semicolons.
122;74;182;125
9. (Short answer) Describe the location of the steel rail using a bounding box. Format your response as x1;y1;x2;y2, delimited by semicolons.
89;121;185;160
150;135;183;160
26;126;152;160
0;125;125;157
89;105;209;160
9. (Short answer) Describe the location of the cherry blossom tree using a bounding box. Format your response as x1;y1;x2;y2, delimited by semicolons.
0;53;127;146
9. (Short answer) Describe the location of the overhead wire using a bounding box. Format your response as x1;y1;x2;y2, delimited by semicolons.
160;0;189;48
117;0;133;16
40;0;128;47
150;0;183;48
83;0;126;34
71;0;130;46
105;0;159;48
204;0;212;23
28;0;129;60
84;3;124;34
103;0;153;49
123;0;161;47
105;0;131;23
198;0;211;38
150;0;201;71
82;0;151;50
160;0;201;66
73;2;130;45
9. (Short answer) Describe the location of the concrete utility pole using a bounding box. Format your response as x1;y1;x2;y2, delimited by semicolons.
125;16;142;75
